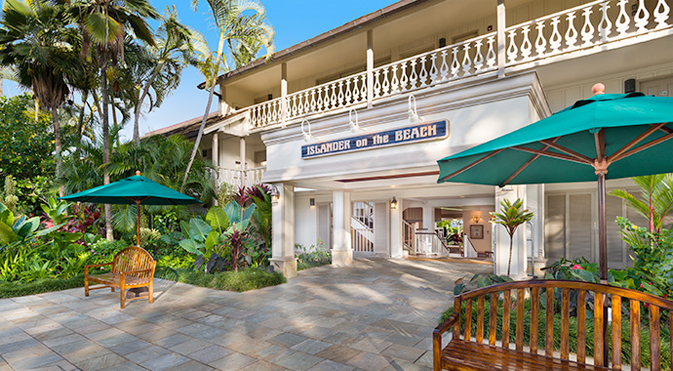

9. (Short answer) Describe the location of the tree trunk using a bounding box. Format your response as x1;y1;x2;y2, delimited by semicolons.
133;65;162;146
51;106;64;197
507;235;513;278
101;66;113;241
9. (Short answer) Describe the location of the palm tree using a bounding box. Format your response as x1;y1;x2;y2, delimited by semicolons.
131;6;208;145
490;198;534;278
0;0;81;196
68;0;158;240
609;174;673;233
182;0;275;191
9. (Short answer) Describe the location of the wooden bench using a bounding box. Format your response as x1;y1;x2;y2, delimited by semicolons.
84;246;156;309
433;280;673;371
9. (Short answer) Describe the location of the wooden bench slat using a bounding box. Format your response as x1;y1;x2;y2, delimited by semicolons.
612;295;622;369
453;296;461;340
503;290;511;348
530;287;539;355
577;290;586;364
489;292;497;346
560;288;570;360
476;295;484;343
630;299;641;370
650;305;661;371
515;288;525;351
594;292;605;367
545;287;553;357
465;298;473;341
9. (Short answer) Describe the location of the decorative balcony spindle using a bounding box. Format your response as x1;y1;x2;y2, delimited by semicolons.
507;30;519;63
429;53;439;84
473;40;484;73
310;90;317;113
654;0;671;29
382;66;391;95
581;7;595;46
373;69;382;98
486;36;496;69
634;0;650;32
520;26;533;60
535;21;547;57
419;56;429;88
450;47;461;79
330;83;337;110
360;75;367;101
391;64;400;93
337;80;345;107
616;0;630;36
598;2;612;42
461;43;473;75
440;49;450;81
400;62;409;91
565;11;579;49
550;16;562;53
344;80;352;105
409;59;419;90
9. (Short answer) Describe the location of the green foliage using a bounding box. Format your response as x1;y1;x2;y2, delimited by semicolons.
490;198;534;277
176;268;285;292
609;174;673;233
0;94;54;181
296;240;331;271
0;275;84;299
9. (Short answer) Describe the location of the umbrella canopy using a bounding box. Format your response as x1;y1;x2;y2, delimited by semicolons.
60;172;202;245
437;85;673;280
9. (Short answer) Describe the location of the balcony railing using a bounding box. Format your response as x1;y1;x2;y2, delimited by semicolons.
246;0;671;131
218;167;266;188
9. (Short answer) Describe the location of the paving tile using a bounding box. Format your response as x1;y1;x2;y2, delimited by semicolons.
272;351;324;371
126;345;172;364
141;352;190;371
187;345;232;364
307;359;355;371
109;339;153;355
315;345;361;363
208;352;256;370
237;360;287;371
10;352;63;370
271;332;308;347
291;339;331;355
166;360;215;371
349;338;393;354
380;343;425;363
346;352;391;371
75;352;127;371
169;338;213;355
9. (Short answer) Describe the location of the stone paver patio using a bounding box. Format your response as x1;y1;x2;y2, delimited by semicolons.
0;258;491;371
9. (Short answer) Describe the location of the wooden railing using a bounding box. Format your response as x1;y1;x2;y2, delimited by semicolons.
218;167;266;188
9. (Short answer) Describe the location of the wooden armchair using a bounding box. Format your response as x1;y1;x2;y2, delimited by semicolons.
84;246;156;309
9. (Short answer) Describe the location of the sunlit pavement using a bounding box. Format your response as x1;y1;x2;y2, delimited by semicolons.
0;258;491;371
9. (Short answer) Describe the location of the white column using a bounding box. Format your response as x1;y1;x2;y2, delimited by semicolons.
270;183;297;278
493;185;528;279
366;29;374;109
281;62;288;126
526;184;545;277
332;191;353;266
421;205;434;254
219;84;231;116
390;198;403;258
497;0;506;78
239;137;246;186
212;132;219;205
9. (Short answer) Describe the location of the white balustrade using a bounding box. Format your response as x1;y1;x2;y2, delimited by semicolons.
505;0;671;67
217;167;266;188
372;32;497;98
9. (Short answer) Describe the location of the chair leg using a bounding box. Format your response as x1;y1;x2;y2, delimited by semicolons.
84;278;89;297
120;288;125;309
111;287;115;292
148;281;154;304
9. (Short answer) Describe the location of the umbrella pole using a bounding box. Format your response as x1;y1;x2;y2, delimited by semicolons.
136;199;141;247
597;172;608;282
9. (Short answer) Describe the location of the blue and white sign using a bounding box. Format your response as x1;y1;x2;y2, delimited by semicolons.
301;120;448;159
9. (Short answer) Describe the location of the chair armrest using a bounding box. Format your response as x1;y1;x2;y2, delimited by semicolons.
85;262;112;275
434;313;459;336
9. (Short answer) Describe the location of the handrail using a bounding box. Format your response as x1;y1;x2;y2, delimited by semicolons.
463;233;479;258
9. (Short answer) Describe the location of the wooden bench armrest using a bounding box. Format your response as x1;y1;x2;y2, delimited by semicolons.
434;313;459;336
433;313;459;370
85;262;112;275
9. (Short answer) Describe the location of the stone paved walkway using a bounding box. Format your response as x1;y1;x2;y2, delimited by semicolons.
0;258;491;371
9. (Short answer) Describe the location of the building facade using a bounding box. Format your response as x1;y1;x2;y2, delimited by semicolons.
153;0;673;278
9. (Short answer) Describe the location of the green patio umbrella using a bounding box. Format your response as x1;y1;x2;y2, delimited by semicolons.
59;171;202;246
437;85;673;281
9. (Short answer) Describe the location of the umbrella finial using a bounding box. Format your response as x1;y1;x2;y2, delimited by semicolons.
592;83;606;95
136;170;141;176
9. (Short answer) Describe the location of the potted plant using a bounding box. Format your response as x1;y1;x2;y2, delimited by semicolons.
490;198;534;277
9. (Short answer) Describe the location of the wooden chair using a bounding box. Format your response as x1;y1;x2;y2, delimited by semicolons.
433;280;673;371
84;246;156;309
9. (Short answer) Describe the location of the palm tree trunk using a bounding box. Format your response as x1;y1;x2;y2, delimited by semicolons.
134;65;163;146
507;236;513;278
182;54;222;192
51;106;64;197
101;65;113;241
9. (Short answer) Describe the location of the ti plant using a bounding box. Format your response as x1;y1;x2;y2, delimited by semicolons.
178;200;256;272
490;198;534;278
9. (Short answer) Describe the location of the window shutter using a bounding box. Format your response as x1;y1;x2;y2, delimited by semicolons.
568;194;593;262
545;194;566;261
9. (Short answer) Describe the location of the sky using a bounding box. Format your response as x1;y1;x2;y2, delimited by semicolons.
4;0;398;143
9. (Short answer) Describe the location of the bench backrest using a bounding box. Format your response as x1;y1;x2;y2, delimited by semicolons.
453;280;673;370
112;246;156;280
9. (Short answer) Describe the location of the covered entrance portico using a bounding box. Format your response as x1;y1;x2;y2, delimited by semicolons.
263;72;550;278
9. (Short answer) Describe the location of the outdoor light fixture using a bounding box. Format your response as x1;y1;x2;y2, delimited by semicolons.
309;198;315;206
348;108;366;133
390;197;398;209
270;185;280;203
301;119;317;142
472;214;482;223
408;95;424;124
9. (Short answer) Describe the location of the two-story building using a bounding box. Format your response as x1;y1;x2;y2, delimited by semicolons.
150;0;673;278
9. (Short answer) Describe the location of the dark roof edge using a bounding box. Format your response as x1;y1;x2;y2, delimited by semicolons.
197;0;430;89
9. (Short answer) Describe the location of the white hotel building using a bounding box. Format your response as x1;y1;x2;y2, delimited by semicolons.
151;0;673;278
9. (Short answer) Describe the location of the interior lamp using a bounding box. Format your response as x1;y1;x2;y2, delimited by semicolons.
472;214;482;223
348;108;366;133
408;95;424;124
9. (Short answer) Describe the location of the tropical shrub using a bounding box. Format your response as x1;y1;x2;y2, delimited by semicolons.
490;198;534;277
295;240;331;270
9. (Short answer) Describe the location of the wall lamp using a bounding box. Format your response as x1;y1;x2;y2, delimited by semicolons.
390;197;398;209
472;214;482;223
309;198;315;207
270;184;280;203
301;119;318;142
348;108;366;133
408;95;424;124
